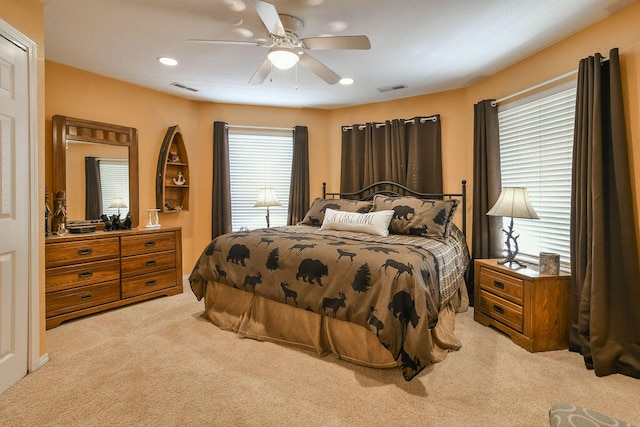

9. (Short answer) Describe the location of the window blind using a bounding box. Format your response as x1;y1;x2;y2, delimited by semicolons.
228;130;293;231
100;159;130;216
498;85;576;267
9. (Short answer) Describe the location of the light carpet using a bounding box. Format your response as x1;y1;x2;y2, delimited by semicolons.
1;282;639;426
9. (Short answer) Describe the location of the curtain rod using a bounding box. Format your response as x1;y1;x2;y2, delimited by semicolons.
342;115;438;131
226;124;294;131
492;69;578;106
492;56;609;106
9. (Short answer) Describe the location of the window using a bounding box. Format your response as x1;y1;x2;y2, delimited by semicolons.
228;129;293;231
100;159;129;216
497;83;576;268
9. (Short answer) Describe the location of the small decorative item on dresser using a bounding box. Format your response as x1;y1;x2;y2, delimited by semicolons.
45;187;52;236
52;190;68;235
146;208;161;228
539;252;560;275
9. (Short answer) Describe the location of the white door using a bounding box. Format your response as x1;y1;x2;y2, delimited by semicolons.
0;33;30;394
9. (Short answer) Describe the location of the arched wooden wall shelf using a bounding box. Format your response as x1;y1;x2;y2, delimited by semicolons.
156;125;189;212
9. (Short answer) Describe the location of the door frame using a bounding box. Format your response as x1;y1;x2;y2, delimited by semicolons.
0;18;46;373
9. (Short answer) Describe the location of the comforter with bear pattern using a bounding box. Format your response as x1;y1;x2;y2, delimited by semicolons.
189;224;469;380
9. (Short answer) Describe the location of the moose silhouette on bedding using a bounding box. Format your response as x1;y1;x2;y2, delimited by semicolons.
190;224;468;381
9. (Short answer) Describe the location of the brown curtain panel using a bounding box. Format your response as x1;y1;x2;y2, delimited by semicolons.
406;116;441;193
340;116;441;194
84;156;103;220
470;100;503;305
212;121;232;239
340;124;366;194
288;126;309;225
570;48;640;378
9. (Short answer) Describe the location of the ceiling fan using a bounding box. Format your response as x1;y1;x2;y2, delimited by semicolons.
189;0;371;85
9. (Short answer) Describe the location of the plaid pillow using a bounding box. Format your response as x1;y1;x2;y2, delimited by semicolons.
301;198;373;226
372;195;459;238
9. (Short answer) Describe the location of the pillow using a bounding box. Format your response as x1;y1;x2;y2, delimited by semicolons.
372;195;459;238
301;198;373;226
320;208;394;236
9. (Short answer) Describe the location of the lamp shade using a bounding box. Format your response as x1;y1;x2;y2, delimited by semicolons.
267;47;299;70
254;188;281;208
109;196;128;209
486;187;539;219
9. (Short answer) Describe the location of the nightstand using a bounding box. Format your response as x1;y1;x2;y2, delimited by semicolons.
473;258;571;352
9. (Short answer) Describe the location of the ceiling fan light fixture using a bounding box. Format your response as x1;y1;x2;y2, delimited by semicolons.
268;48;299;70
157;56;178;66
339;78;354;85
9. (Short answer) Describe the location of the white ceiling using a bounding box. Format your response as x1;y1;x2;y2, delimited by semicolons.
42;0;636;110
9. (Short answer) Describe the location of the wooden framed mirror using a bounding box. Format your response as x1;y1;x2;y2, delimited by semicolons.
52;115;140;228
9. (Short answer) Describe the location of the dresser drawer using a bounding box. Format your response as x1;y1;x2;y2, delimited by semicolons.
46;237;120;268
121;269;177;299
45;259;120;293
121;250;176;278
479;267;524;305
121;232;176;257
46;280;120;317
478;290;523;333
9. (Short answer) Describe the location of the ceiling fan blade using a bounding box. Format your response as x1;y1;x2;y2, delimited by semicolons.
188;39;269;47
301;35;371;50
254;0;286;38
249;58;272;84
298;53;341;85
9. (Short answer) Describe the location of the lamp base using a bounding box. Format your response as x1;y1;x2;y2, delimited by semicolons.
499;217;527;269
497;257;527;269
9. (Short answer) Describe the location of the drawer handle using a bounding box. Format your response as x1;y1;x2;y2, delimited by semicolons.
78;271;93;279
493;304;504;314
79;294;93;301
493;280;505;289
145;260;157;267
145;241;156;247
78;248;93;255
145;280;157;286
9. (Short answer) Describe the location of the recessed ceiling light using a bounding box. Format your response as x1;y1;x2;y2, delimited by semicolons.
340;78;354;85
158;57;178;66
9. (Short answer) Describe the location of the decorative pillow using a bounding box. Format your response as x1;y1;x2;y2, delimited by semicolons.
372;195;459;238
320;208;394;236
301;198;373;226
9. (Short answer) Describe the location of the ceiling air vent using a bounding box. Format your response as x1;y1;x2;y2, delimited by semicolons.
377;84;407;93
170;82;199;92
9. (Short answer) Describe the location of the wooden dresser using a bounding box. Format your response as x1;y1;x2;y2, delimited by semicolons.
45;227;182;329
473;258;571;352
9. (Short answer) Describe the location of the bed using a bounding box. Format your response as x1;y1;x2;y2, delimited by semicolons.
189;181;470;380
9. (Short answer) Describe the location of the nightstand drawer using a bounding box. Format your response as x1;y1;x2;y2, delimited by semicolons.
45;237;120;268
45;259;121;293
478;290;523;333
121;232;176;257
121;250;176;278
46;280;120;317
479;267;524;305
121;269;177;299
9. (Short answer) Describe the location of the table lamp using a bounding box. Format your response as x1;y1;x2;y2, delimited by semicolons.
486;187;539;268
255;188;281;228
109;196;128;217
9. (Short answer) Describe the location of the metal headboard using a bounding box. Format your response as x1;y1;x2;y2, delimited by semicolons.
322;180;467;236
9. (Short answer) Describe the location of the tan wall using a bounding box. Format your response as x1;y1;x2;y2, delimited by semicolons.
34;0;640;357
467;1;640;241
45;61;200;268
1;0;47;357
